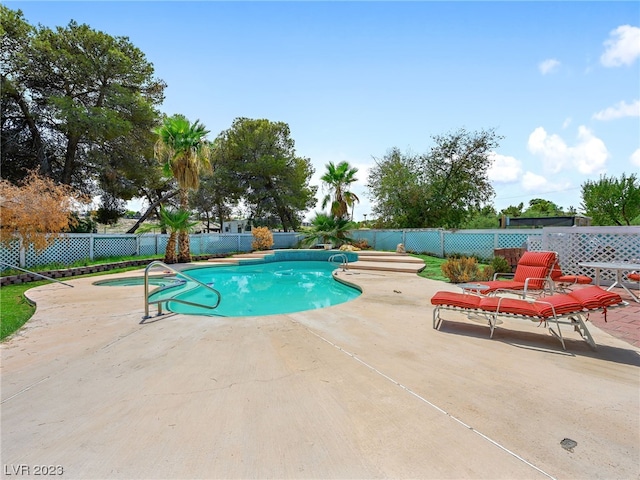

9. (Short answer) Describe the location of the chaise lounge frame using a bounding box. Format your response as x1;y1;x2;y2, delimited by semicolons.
431;286;627;351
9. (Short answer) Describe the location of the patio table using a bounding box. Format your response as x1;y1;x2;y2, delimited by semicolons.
578;261;640;303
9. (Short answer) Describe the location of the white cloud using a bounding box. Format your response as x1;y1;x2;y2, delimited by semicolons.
487;152;522;183
631;148;640;168
521;172;548;191
562;118;572;129
521;172;572;193
527;127;570;173
527;126;609;175
538;58;561;75
592;99;640;120
573;126;609;174
600;25;640;67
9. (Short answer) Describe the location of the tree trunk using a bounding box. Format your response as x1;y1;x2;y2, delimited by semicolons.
62;135;79;185
3;81;49;175
164;232;178;264
126;190;179;234
177;188;192;263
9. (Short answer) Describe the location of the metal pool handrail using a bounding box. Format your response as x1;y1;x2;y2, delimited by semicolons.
144;261;221;319
328;253;349;271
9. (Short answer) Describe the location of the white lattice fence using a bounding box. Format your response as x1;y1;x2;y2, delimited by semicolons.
94;236;137;258
349;229;545;258
543;227;640;283
405;230;442;256
24;236;91;267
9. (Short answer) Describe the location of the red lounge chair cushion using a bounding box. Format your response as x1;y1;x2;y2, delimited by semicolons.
479;297;540;317
628;273;640;282
479;295;582;319
475;280;526;293
555;275;592;285
550;262;592;285
430;291;481;309
535;295;583;316
512;252;557;289
568;286;622;309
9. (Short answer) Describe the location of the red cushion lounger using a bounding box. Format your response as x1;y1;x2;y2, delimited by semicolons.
550;262;593;292
430;286;626;351
474;251;558;296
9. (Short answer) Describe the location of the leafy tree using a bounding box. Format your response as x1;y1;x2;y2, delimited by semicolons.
192;146;245;233
0;170;87;253
153;115;211;262
368;128;501;228
367;148;425;228
95;193;126;225
212;118;317;231
320;161;360;220
500;203;524;217
581;173;640;226
462;205;500;229
521;198;565;217
1;7;166;193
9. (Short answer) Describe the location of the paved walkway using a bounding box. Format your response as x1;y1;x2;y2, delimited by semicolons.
581;284;640;349
1;265;638;479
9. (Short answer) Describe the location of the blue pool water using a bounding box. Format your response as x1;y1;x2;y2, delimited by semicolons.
147;261;361;317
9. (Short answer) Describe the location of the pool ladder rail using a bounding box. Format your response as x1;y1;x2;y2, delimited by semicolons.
143;261;222;319
328;253;349;271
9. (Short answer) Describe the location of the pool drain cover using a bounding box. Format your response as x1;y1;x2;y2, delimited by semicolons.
560;438;577;452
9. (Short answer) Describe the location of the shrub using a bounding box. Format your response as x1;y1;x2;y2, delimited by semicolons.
491;255;512;274
440;256;493;283
251;227;274;251
351;239;370;250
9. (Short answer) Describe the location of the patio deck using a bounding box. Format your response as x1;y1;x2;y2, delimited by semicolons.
1;265;638;479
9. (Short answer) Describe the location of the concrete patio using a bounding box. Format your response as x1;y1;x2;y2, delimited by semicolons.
1;264;638;479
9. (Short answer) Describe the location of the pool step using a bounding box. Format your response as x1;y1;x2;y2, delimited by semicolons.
356;252;425;264
348;259;425;274
206;250;425;274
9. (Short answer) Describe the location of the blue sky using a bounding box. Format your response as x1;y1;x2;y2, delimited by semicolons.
8;1;640;221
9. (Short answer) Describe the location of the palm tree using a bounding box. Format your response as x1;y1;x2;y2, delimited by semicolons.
320;161;360;220
138;206;197;264
154;115;211;262
300;213;355;248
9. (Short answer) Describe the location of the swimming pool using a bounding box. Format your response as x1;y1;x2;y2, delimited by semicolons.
146;261;361;317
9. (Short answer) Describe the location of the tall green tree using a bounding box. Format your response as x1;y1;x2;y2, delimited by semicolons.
212;118;317;231
368;128;501;228
521;199;565;217
581;173;640;226
153;115;211;262
500;203;524;218
320;161;360;220
1;6;166;197
367;148;425;228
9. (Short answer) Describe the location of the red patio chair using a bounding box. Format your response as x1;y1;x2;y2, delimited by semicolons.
550;262;592;293
473;251;558;297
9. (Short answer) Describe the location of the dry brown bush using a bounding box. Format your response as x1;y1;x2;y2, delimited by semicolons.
251;227;274;251
0;171;88;252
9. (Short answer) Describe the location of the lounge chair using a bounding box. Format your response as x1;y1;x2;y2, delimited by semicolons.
430;286;626;351
550;262;592;293
473;251;558;297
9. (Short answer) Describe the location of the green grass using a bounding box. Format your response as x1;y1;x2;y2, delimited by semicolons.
0;280;44;340
412;254;450;282
0;254;163;277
